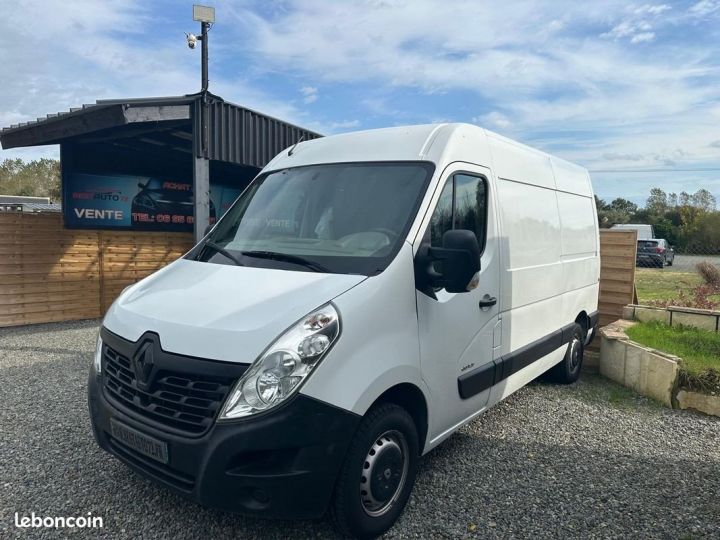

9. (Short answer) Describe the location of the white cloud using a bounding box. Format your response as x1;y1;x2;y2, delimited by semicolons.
328;119;361;131
473;112;512;130
0;0;331;159
631;32;656;43
300;86;318;104
690;0;720;16
218;0;719;183
2;0;719;203
633;4;672;16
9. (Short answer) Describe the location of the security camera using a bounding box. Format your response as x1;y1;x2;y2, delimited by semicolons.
185;32;197;49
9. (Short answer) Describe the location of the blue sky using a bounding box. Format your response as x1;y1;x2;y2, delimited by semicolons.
1;0;719;206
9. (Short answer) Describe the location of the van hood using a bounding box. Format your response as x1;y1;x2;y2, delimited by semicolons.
102;259;366;363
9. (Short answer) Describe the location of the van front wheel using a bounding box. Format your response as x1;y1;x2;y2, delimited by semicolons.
330;403;419;539
546;323;584;384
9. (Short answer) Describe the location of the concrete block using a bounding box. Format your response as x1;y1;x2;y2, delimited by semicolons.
641;350;679;407
599;336;625;384
677;390;720;417
671;311;718;332
622;305;635;320
624;344;644;393
634;306;669;324
598;319;680;409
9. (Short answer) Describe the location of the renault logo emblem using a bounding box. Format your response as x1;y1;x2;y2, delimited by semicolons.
132;340;155;390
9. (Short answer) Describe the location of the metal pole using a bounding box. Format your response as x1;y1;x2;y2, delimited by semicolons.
194;20;211;242
200;21;209;158
201;21;209;93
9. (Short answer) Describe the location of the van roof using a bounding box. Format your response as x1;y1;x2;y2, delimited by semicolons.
263;123;592;197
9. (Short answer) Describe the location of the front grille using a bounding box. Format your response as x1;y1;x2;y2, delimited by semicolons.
102;344;236;436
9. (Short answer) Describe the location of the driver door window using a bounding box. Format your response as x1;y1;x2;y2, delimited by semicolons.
429;173;487;251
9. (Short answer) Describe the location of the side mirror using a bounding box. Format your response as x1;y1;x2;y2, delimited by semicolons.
419;230;481;293
137;182;146;189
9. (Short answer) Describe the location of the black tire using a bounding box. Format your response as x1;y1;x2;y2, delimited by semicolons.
330;403;419;540
546;323;584;384
667;257;673;267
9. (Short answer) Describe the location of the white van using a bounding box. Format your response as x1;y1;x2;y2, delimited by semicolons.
88;123;599;539
610;223;654;240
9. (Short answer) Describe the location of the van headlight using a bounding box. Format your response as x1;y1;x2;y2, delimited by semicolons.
219;304;340;420
92;333;103;375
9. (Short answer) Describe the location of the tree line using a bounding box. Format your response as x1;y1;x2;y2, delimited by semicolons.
0;158;61;201
596;188;719;253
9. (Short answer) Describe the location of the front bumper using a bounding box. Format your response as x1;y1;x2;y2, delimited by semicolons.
88;372;360;519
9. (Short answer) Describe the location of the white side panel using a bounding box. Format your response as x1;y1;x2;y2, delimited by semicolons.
561;284;600;324
488;134;556;190
300;243;429;418
492;346;567;402
550;156;593;197
500;293;565;352
557;192;597;256
498;180;562;269
497;179;563;311
561;256;601;293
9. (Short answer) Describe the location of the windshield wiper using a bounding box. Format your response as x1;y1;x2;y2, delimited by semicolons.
240;250;331;273
202;241;245;266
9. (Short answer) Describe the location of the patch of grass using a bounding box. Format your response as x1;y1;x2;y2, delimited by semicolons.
634;269;700;302
626;321;720;393
574;374;662;410
607;385;638;408
634;268;720;307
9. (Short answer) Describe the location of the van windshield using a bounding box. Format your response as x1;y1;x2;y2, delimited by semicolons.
195;162;434;275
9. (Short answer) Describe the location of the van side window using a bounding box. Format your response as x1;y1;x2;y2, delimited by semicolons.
454;174;487;252
428;173;487;253
430;180;453;246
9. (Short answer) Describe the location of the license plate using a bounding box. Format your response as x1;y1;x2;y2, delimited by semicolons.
110;419;169;464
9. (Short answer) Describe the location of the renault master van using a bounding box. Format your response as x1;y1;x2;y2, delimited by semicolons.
88;123;599;539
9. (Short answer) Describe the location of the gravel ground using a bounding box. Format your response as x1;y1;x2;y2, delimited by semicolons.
1;320;719;539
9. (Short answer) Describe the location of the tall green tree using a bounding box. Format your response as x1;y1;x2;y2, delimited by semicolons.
0;158;61;201
646;187;668;215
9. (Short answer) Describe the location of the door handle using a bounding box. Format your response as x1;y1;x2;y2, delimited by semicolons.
479;296;497;309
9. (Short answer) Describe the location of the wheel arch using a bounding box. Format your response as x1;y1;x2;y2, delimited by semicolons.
575;310;590;337
370;383;429;454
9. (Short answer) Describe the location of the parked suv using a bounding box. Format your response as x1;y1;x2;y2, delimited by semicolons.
636;239;674;267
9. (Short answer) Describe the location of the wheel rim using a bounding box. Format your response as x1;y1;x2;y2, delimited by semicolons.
569;336;582;370
359;430;409;517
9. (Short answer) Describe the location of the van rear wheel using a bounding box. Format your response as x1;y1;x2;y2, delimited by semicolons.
330;403;419;539
546;323;584;384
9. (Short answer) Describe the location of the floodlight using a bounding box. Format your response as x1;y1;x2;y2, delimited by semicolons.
193;5;215;23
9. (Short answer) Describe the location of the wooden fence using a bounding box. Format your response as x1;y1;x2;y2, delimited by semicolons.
0;213;640;329
597;229;638;328
0;213;192;327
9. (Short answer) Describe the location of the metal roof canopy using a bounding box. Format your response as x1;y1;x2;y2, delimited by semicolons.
0;93;321;169
1;93;321;240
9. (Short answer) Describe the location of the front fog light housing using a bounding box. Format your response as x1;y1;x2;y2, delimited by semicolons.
219;304;340;420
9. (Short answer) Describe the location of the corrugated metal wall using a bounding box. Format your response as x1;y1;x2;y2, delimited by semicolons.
192;98;321;167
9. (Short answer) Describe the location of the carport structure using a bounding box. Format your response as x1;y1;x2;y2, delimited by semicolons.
0;92;321;240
